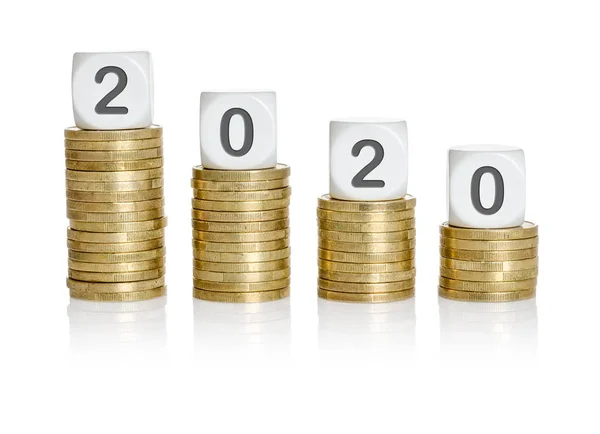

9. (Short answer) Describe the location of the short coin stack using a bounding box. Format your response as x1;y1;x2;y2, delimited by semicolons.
317;195;417;303
191;164;291;303
438;222;538;302
65;126;167;301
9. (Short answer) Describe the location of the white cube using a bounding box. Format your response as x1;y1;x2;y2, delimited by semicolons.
72;51;153;130
448;145;526;228
330;118;408;201
200;91;277;170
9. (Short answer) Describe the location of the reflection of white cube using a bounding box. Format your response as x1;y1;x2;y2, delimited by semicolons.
448;145;526;228
72;52;153;130
330;119;408;201
200;92;277;170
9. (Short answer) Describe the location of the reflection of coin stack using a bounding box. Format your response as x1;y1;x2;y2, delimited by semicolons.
65;127;167;301
438;222;538;302
317;195;417;303
191;164;291;303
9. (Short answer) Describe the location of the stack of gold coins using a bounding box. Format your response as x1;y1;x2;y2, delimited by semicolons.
438;222;538;302
191;164;291;303
317;195;417;303
65;126;167;301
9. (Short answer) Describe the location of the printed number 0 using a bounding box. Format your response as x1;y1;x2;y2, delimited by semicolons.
351;139;385;188
220;108;254;157
94;66;129;115
470;166;504;215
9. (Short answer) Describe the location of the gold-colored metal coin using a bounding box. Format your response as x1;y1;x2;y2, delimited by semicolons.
192;238;289;253
193;228;289;243
193;186;291;202
64;137;162;151
191;178;289;191
318;248;415;264
66;187;164;203
66;178;163;192
194;258;289;273
65;158;163;172
64;125;163;141
191;208;288;222
70;286;166;302
318;278;415;293
194;268;290;283
319;239;415;253
319;258;415;273
192;218;289;233
67;228;164;243
318;288;414;303
439;276;537;292
192;164;290;181
318;219;415;233
439;222;538;241
68;257;165;273
319;268;416;283
66;276;165;293
70;217;167;233
193;277;290;293
192;246;290;262
318;229;415;243
69;247;166;264
318;194;416;212
192;197;290;211
439;266;538;282
67;238;165;253
67;198;164;213
66;168;163;182
438;287;535;302
65;147;163;162
440;257;538;272
440;236;538;251
68;267;166;283
193;287;289;303
68;208;164;223
317;208;414;222
439;246;538;261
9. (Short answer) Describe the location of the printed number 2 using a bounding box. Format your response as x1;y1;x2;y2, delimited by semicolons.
351;139;385;188
94;66;129;115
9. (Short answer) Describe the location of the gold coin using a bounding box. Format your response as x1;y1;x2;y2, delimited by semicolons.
193;186;291;202
66;187;164;203
191;178;289;191
318;194;416;212
66;178;163;192
439;266;538;282
67;198;164;213
318;219;415;233
317;208;414;222
319;239;415;253
193;287;289;303
69;247;166;264
319;268;416;283
440;236;538;251
64;125;163;141
318;248;415;263
65;147;163;162
439;246;538;261
192;197;290;211
192;238;289;253
439;222;538;241
194;258;289;273
192;164;290;181
318;229;415;243
191;208;288;222
439;276;537;292
319;258;415;273
68;267;166;283
193;277;290;293
318;278;415;293
68;257;165;272
65;137;162;151
65;158;163;172
318;288;414;303
66;276;165;293
194;268;290;283
438;287;535;302
66;168;163;182
192;246;290;262
67;228;164;243
70;217;167;233
70;286;166;302
67;238;165;253
440;257;538;272
192;228;289;243
192;218;288;233
68;208;164;223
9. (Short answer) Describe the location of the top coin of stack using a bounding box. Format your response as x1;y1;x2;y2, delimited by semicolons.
317;195;417;303
65;126;167;302
191;164;291;303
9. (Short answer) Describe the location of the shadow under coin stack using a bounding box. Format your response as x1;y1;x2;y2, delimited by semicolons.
65;127;167;301
191;164;291;303
438;222;538;302
317;195;417;303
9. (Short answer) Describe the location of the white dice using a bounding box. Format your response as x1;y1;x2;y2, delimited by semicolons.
200;91;277;170
72;51;153;130
448;145;526;228
330;118;408;201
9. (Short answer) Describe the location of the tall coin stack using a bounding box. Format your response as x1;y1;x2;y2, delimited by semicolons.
438;222;538;302
317;195;417;303
65;127;167;301
191;164;291;303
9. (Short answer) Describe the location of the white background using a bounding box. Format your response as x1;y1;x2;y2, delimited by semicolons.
1;1;598;432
